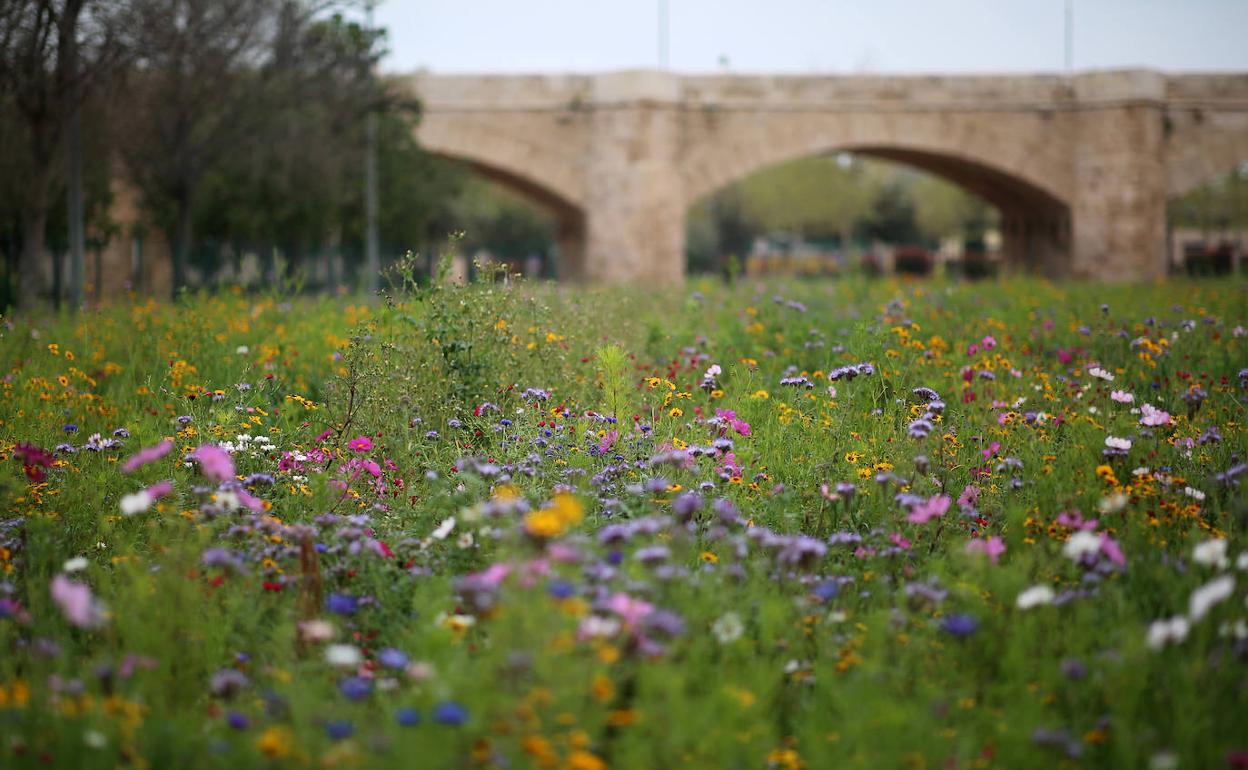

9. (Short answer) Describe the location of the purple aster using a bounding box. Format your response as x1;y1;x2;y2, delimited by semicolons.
940;613;978;638
431;701;468;726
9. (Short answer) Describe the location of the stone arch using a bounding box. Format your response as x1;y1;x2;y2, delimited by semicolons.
415;114;589;278
680;113;1073;275
680;112;1071;212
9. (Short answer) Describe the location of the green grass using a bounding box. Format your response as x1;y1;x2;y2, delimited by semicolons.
0;273;1245;769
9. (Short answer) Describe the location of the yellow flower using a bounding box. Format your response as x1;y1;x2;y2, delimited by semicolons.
257;726;292;758
668;407;683;418
524;493;583;539
566;750;608;770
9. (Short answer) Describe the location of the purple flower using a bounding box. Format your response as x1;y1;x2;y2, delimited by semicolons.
940;613;978;638
209;668;249;698
326;593;358;616
226;711;250;730
377;648;408;670
324;720;354;741
338;677;371;701
396;707;421;727
431;701;468;726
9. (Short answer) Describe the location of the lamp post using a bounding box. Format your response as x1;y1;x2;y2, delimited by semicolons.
658;0;669;69
364;0;380;294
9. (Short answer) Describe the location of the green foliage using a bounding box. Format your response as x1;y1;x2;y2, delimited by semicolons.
0;278;1244;770
595;344;629;418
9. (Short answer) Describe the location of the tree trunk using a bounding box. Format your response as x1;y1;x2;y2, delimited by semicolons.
171;195;192;298
17;173;51;309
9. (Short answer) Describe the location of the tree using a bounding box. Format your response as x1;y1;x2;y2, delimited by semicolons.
0;0;126;308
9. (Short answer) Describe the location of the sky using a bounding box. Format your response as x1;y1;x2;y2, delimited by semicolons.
373;0;1248;76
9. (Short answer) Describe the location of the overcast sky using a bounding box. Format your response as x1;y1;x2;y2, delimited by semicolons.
373;0;1248;75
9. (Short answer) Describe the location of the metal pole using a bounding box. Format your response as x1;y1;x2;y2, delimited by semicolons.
1064;0;1073;74
658;0;669;70
364;1;380;293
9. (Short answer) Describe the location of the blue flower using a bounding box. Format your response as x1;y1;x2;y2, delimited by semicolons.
431;701;468;726
326;593;357;616
225;711;250;730
940;613;978;638
377;648;408;670
324;720;354;741
338;676;371;701
396;707;421;727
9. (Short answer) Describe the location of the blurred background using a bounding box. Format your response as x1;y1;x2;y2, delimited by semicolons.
2;0;1247;309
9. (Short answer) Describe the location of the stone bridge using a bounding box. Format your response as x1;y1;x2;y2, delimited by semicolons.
399;69;1248;284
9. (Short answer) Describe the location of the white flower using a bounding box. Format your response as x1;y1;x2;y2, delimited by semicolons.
83;730;108;749
63;556;89;573
1189;575;1235;621
577;615;620;638
1192;538;1229;569
1218;620;1248;640
1146;616;1190;650
1149;750;1180;770
298;619;337;643
1110;390;1134;404
1183;486;1206;502
1063;530;1102;562
324;644;362;667
1088;366;1114;381
456;532;475;549
119;491;153;516
1105;436;1132;451
431;517;455;540
1097;493;1128;514
236;345;250;355
1238;552;1248;571
1016;585;1055;610
711;612;744;644
1087;406;1099;415
214;490;241;512
1132;467;1151;478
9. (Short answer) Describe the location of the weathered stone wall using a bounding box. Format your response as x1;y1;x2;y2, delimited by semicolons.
402;69;1248;285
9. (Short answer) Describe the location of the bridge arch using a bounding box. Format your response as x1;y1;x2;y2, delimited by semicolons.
415;115;589;277
680;116;1073;275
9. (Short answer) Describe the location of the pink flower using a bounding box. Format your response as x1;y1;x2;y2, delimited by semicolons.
237;487;266;513
1100;535;1126;566
597;430;618;455
957;485;980;509
981;335;997;350
908;494;951;524
606;593;654;631
731;419;751;437
889;532;912;550
965;536;1006;564
1139;403;1171;427
50;574;107;629
121;440;173;473
145;480;174;499
348;436;373;453
1056;510;1099;531
193;444;235;484
315;429;334;443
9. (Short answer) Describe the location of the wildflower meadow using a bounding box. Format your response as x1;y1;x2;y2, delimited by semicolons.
1;268;1246;769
